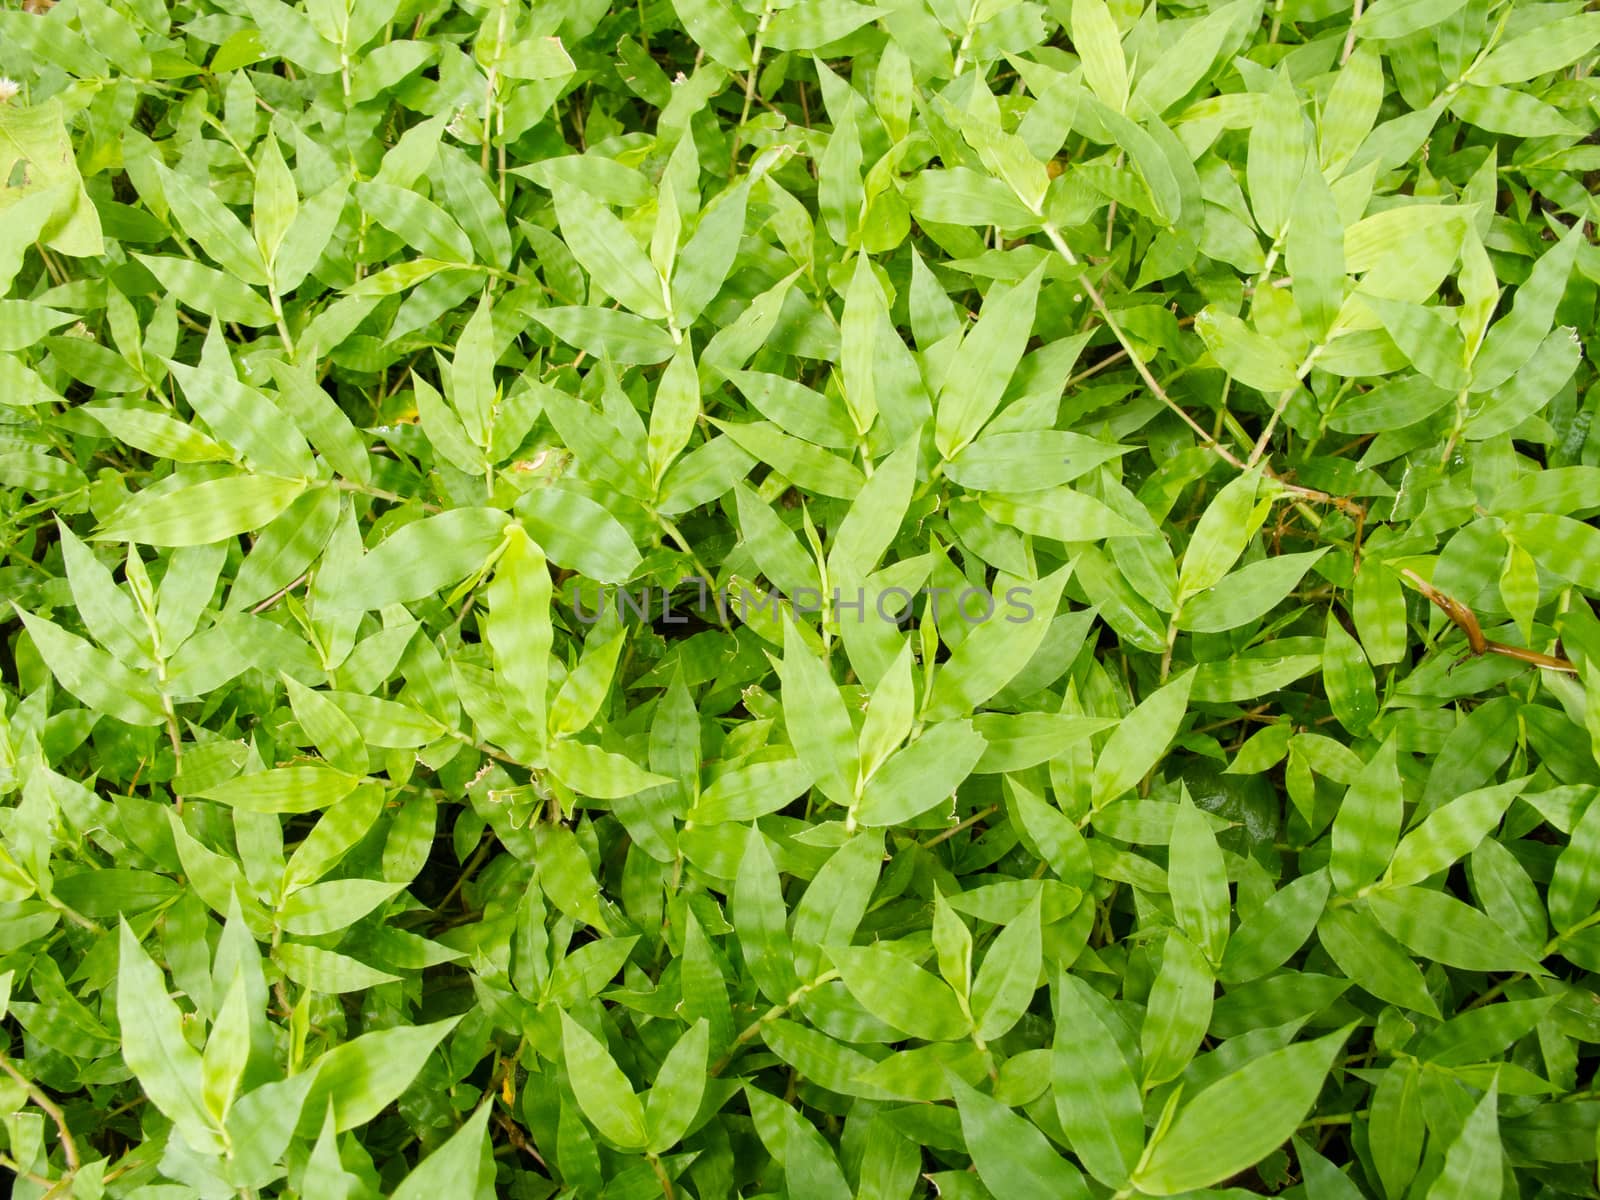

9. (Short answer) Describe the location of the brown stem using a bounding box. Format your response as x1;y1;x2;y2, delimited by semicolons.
1397;567;1577;674
250;573;307;614
494;1112;547;1168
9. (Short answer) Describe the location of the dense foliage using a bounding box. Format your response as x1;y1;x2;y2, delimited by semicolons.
1;0;1599;1195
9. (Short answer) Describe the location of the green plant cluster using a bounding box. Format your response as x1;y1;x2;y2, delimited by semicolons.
1;0;1599;1195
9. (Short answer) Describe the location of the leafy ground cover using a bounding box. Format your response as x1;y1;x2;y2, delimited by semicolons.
2;0;1599;1195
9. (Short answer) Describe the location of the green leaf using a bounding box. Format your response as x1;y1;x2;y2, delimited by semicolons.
1247;79;1305;239
1091;672;1194;808
276;943;401;992
58;532;146;666
1219;869;1330;984
155;161;269;287
674;176;751;326
1472;223;1582;391
944;431;1128;493
0;98;102;256
549;739;671;799
300;1018;459;1133
854;720;987;827
649;344;701;489
1363;296;1468;391
735;825;801;1003
335;508;510;610
560;1009;649;1148
716;419;865;499
1358;0;1469;40
1007;775;1094;889
690;756;814;823
531;306;677;364
133;253;277;326
448;289;498;447
1071;0;1127;114
486;524;552;765
1471;14;1600;86
778;619;858;808
669;0;752;69
1053;973;1143;1186
515;488;642;584
1352;560;1408;665
839;253;884;436
745;1085;852;1200
355;181;473;263
1132;1027;1352;1194
1331;736;1402;895
645;1019;709;1152
951;1073;1094;1200
859;642;915;781
118;922;215;1149
1386;779;1523;889
392;1103;494;1200
1140;930;1214;1088
83;404;225;464
96;475;309;546
1178;469;1266;597
268;359;371;483
1195;307;1301;392
15;609;165;726
1130;0;1256;115
1366;886;1544;974
1322;613;1378;735
1179;548;1329;633
1550;794;1600;933
253;134;298;272
827;441;919;582
971;890;1042;1041
166;357;315;479
1169;790;1231;964
1425;1079;1500;1200
1317;906;1440;1017
533;823;611;932
831;944;971;1041
550;181;668;319
935;266;1044;458
200;974;251;1122
731;369;857;450
280;879;403;936
924;567;1071;720
983;488;1147;542
228;485;343;612
198;764;359;814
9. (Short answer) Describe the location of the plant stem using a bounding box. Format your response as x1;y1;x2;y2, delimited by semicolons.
0;1050;80;1172
710;970;841;1075
730;1;775;179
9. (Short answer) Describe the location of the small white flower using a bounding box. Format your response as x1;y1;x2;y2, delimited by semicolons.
0;78;21;104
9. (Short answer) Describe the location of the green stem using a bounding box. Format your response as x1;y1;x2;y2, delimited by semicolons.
710;970;842;1075
0;1050;80;1172
1041;222;1230;456
730;1;776;178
